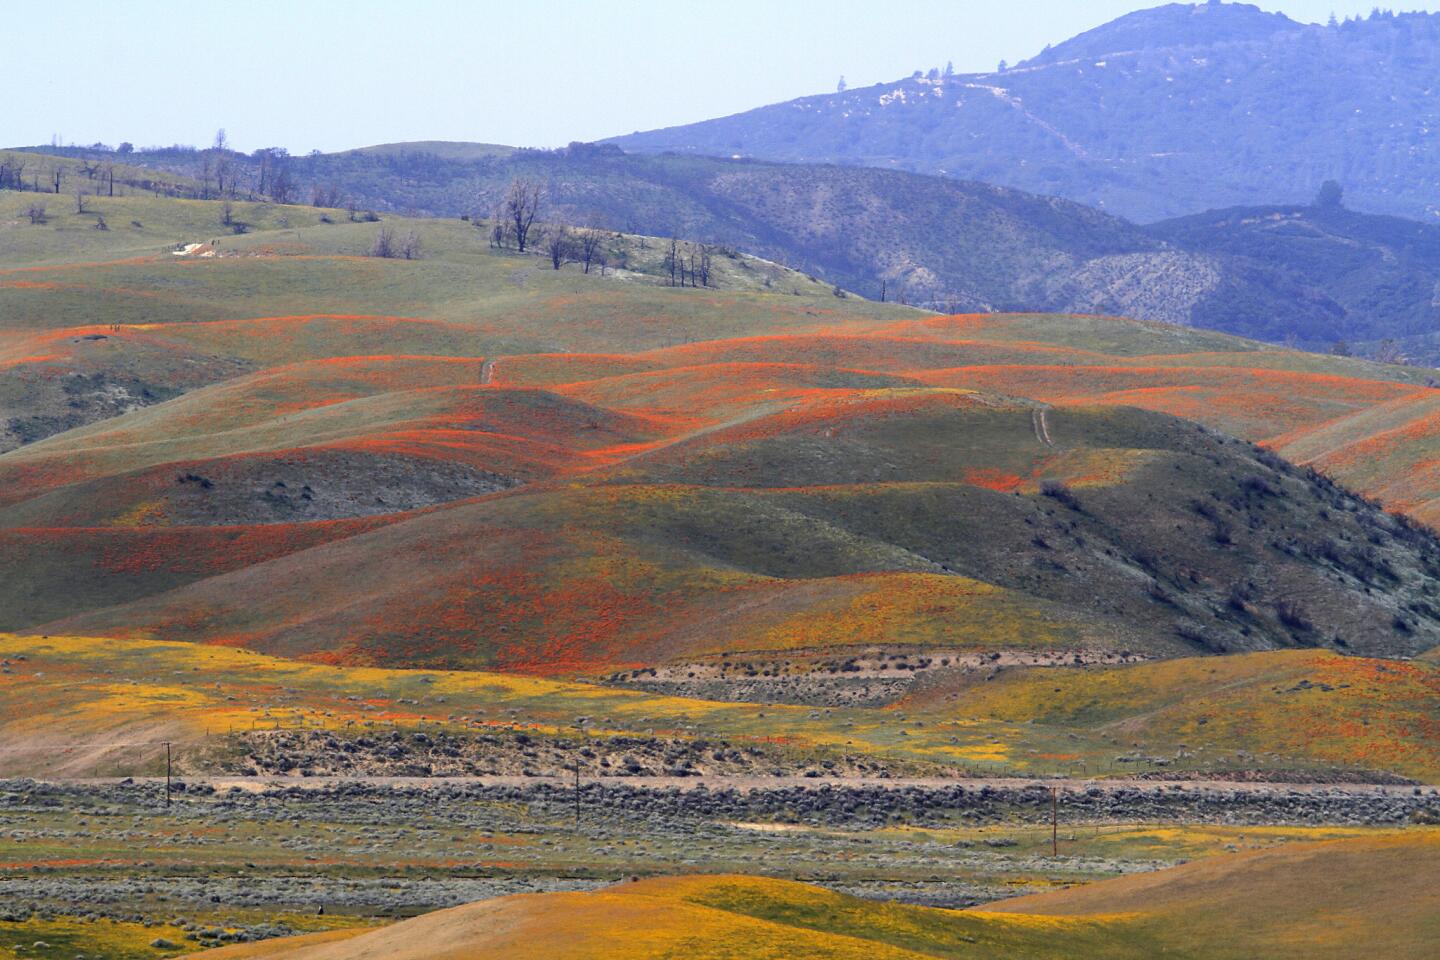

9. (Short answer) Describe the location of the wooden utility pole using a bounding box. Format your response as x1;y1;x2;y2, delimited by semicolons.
164;741;172;807
1051;787;1058;857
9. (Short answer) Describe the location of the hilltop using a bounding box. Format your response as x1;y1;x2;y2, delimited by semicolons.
607;4;1440;223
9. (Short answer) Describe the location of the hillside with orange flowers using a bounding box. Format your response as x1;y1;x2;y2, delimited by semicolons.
2;192;1440;684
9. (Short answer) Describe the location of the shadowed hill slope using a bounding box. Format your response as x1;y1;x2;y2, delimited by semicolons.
18;394;1440;669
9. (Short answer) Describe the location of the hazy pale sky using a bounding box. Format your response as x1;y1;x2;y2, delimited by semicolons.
9;1;1437;153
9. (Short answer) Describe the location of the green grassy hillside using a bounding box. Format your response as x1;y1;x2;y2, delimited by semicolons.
23;142;1437;353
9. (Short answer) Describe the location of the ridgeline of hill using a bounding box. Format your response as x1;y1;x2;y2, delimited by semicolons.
608;3;1440;225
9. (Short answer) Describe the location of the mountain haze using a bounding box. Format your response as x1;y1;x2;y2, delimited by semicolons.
608;3;1440;223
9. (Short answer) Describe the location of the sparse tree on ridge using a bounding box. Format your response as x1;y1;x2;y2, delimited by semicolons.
269;165;294;204
4;158;24;191
664;237;680;286
490;220;510;249
254;147;292;201
578;228;606;274
369;227;397;259
1375;338;1405;364
311;184;343;208
836;75;847;92
693;244;714;287
546;225;572;269
1315;179;1344;209
502;178;544;253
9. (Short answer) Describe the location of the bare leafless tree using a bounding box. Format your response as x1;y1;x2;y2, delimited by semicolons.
216;155;234;198
695;244;714;287
1374;338;1406;365
0;157;25;191
25;203;46;225
74;188;88;214
578;228;606;274
51;166;63;194
311;184;342;208
221;200;234;227
212;134;236;198
546;225;571;270
502;178;544;253
400;231;423;260
369;227;397;259
664;237;679;286
270;166;294;205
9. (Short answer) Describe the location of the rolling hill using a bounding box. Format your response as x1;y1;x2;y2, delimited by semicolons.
191;833;1440;959
20;143;1440;356
2;195;1440;676
2;189;1440;785
607;3;1440;224
2;186;1440;693
6;633;1439;782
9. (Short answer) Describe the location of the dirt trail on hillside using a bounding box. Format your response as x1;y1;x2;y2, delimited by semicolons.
1032;407;1055;446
